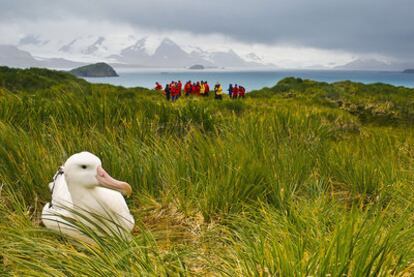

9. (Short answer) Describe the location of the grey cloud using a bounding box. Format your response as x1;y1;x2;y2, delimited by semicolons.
1;0;413;60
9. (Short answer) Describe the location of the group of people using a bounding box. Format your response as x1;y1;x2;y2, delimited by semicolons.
227;84;246;99
155;81;183;102
154;81;246;101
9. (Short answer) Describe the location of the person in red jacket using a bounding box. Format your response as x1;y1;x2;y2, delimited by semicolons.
154;82;163;91
170;82;178;102
204;81;210;97
195;81;201;96
177;80;182;97
191;82;197;95
185;81;192;96
239;86;246;98
232;84;239;99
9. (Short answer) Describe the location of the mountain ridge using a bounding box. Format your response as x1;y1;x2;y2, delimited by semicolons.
109;37;265;68
334;58;414;71
0;45;86;68
13;35;273;68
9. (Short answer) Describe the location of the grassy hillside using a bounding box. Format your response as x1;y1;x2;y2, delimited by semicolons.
1;67;414;276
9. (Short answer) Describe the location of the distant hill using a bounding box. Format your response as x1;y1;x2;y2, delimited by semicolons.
403;69;414;73
0;45;40;68
38;57;86;69
189;64;205;70
335;58;393;71
0;66;88;92
0;45;86;69
249;77;414;125
69;63;118;77
334;58;414;71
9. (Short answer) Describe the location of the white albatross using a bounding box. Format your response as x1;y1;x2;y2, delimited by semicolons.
41;152;134;242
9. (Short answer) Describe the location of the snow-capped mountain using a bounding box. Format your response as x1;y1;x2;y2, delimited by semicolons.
58;36;114;58
244;53;264;63
208;49;250;67
7;34;272;68
59;39;78;53
0;45;39;67
151;38;195;67
335;58;397;71
82;37;107;55
19;35;48;46
108;38;152;65
18;34;132;62
110;37;262;67
112;37;203;67
0;45;85;68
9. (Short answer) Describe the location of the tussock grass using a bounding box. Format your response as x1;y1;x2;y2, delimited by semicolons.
1;67;414;275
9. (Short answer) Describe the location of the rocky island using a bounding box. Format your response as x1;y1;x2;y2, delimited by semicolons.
188;64;205;70
403;69;414;73
69;62;118;77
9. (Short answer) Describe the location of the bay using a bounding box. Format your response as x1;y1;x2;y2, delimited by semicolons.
84;68;414;91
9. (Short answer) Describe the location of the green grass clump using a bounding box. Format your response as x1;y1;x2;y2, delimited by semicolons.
1;67;414;275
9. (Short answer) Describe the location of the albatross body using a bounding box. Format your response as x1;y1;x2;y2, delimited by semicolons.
41;152;134;242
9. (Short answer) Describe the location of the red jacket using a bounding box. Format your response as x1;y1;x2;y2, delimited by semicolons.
185;83;192;93
155;83;163;90
239;86;245;96
232;87;239;96
171;85;178;96
177;82;182;95
204;83;210;93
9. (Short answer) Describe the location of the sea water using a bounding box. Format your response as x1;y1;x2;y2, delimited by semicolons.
84;68;414;91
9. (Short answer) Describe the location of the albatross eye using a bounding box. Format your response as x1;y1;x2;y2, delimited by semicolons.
81;165;87;169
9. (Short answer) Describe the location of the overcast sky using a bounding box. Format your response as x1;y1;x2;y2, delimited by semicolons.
0;0;413;66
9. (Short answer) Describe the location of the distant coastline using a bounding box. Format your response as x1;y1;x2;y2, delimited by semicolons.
81;67;414;90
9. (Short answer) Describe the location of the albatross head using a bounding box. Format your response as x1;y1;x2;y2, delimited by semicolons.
63;152;132;197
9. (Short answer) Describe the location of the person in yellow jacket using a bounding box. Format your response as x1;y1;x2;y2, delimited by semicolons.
200;81;206;96
214;82;223;100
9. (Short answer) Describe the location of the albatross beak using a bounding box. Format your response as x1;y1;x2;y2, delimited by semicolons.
96;165;132;197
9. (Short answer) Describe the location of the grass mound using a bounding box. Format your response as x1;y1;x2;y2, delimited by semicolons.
1;67;414;275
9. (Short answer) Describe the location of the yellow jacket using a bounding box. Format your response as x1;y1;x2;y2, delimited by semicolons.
216;85;223;95
200;83;205;94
